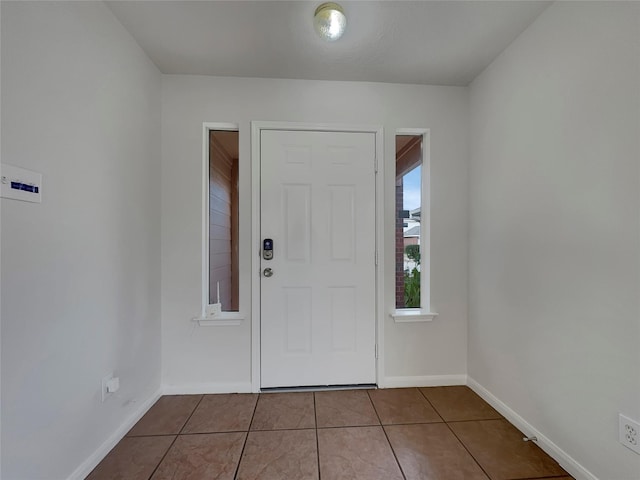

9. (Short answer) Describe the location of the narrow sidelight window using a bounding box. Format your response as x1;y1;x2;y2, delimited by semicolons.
395;134;423;309
209;130;239;311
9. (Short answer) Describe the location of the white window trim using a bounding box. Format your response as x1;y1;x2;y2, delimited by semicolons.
390;128;437;323
194;122;245;327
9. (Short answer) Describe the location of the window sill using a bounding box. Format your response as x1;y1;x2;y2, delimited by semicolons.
390;309;438;323
192;312;245;327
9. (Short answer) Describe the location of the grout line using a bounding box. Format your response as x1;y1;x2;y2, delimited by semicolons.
315;421;443;430
177;394;206;435
502;476;574;480
443;420;493;480
314;392;321;480
126;426;328;436
146;394;207;479
380;420;445;427
247;393;261;432
233;393;261;480
125;433;183;438
445;417;504;424
417;387;446;423
146;434;180;480
316;423;381;430
177;430;256;436
366;390;407;480
240;427;317;433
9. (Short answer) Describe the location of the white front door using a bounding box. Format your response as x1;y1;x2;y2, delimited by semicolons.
260;129;377;388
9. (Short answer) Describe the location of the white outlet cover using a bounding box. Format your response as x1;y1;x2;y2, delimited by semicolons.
619;413;640;454
106;377;120;393
101;374;114;402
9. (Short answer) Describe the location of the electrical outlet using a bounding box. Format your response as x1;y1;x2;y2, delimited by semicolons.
619;414;640;454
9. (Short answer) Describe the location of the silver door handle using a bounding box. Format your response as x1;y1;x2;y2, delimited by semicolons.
263;268;274;277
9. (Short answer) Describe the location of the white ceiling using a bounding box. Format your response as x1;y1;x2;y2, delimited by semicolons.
106;1;551;86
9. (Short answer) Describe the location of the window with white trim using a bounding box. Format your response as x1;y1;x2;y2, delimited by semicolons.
208;129;239;311
392;130;436;322
200;124;241;323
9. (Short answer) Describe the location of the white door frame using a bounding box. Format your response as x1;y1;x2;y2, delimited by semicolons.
251;121;385;392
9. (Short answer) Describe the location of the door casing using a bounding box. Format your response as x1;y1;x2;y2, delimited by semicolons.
250;121;385;392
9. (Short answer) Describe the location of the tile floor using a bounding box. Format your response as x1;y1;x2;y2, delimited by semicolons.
87;386;574;480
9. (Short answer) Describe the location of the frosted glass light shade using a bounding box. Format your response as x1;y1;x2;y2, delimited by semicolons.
314;3;346;41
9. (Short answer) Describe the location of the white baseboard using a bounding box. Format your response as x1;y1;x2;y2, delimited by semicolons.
162;382;253;395
67;387;162;480
383;374;467;388
466;377;599;480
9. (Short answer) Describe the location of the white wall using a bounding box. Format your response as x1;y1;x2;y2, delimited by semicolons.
1;2;162;479
468;2;640;479
161;76;469;390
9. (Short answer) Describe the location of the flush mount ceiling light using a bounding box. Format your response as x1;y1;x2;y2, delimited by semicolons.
313;2;347;41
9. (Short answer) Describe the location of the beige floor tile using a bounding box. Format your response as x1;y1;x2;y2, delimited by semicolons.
236;429;318;480
385;423;488;480
420;386;501;422
128;395;202;436
251;392;315;430
317;426;403;480
151;432;245;480
368;388;441;425
315;390;379;428
86;435;175;480
89;389;574;480
182;393;258;433
449;419;568;480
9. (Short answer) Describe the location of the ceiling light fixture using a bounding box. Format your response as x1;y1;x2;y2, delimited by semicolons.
313;2;347;41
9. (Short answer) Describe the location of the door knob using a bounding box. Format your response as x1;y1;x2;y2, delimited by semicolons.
263;268;274;277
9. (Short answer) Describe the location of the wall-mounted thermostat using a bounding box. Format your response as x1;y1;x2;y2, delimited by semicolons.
1;164;42;203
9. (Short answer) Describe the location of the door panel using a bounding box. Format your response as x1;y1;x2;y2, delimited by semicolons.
260;129;376;388
283;185;311;262
283;287;312;354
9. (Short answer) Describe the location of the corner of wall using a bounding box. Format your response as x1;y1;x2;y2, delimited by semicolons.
66;388;163;480
466;377;599;480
